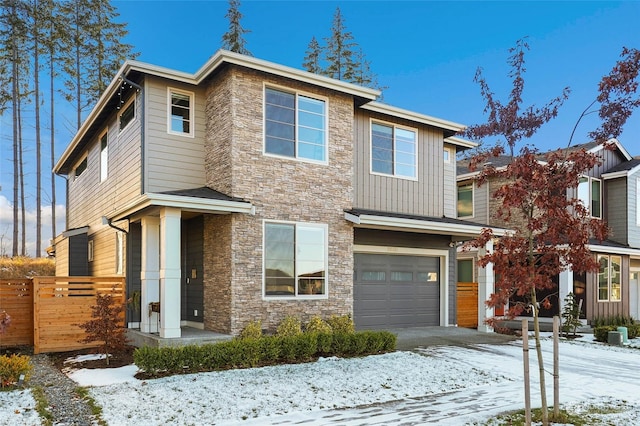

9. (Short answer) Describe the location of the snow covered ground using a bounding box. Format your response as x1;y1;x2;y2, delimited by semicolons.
2;333;640;425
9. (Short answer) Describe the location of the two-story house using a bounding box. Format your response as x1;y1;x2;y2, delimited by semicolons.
457;140;640;323
53;50;499;340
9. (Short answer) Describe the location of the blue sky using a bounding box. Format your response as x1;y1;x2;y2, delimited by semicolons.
1;0;639;256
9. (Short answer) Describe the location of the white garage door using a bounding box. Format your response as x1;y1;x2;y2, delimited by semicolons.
354;253;440;329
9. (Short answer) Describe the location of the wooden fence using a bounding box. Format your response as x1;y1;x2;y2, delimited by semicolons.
456;282;479;328
0;277;125;354
0;279;33;347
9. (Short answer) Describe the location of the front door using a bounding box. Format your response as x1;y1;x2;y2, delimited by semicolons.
182;216;204;323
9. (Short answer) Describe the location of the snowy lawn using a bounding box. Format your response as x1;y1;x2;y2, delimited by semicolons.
2;333;640;425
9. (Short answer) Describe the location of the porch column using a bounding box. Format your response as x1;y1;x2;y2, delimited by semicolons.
140;217;160;333
477;239;494;333
558;269;574;315
160;207;181;338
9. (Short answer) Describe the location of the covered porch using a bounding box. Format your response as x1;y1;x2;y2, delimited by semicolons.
107;187;254;339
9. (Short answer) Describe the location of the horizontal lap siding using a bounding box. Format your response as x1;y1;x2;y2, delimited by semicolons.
353;109;444;216
146;77;206;193
629;171;640;247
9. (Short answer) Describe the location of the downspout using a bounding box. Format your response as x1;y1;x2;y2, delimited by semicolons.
119;74;145;195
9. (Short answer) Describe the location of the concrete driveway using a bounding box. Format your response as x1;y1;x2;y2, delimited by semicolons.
391;326;517;350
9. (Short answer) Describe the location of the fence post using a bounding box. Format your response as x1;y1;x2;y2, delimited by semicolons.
553;315;560;418
33;277;40;354
523;319;531;426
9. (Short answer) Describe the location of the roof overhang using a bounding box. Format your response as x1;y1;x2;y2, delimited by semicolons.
588;243;640;257
602;162;640;180
589;138;633;161
345;210;507;238
109;192;255;222
444;136;477;150
55;50;381;174
360;101;466;137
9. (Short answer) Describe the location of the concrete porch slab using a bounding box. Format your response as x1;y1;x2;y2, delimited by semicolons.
127;327;233;348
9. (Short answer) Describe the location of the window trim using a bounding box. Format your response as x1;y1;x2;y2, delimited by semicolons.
99;128;108;182
73;155;88;182
443;147;452;163
578;175;602;219
118;95;136;133
597;254;622;302
167;87;195;137
369;119;418;181
262;220;329;300
88;240;94;262
457;182;475;219
263;84;329;165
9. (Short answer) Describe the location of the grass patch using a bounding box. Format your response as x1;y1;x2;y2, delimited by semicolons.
31;386;53;426
75;386;107;426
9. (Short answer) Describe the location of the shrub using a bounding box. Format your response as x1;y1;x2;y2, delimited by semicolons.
305;316;332;334
0;256;55;279
134;330;397;378
237;320;263;340
593;326;618;343
560;292;582;337
0;354;32;388
327;314;355;334
276;315;302;337
592;315;636;327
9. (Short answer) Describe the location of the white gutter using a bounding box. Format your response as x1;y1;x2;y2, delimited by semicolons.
345;212;507;237
588;244;640;256
361;101;466;133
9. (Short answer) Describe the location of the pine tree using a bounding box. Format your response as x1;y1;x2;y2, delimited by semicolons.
221;0;251;56
323;7;356;81
302;36;323;74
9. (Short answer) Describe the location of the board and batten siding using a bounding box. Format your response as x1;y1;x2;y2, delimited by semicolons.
606;177;628;245
353;109;445;216
145;76;206;193
628;171;640;248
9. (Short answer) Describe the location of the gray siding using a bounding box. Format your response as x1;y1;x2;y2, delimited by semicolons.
606;177;628;245
145;76;206;193
353;109;445;216
629;172;640;248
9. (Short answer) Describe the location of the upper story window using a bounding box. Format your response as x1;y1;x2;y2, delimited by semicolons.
168;88;194;136
457;183;474;218
264;221;327;298
264;87;327;163
119;96;135;132
100;130;108;182
73;156;87;181
598;254;621;302
578;176;601;218
371;121;417;179
443;148;451;163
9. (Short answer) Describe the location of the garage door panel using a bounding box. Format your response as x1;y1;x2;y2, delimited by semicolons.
354;253;440;329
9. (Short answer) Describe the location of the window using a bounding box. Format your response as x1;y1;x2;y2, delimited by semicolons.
443;148;451;163
119;96;135;131
168;88;193;136
458;258;474;282
264;87;326;162
264;222;327;297
371;122;417;179
598;254;621;302
100;130;108;182
578;176;601;218
74;157;87;181
457;183;474;218
88;240;94;262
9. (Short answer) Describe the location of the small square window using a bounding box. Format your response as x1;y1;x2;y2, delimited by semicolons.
371;121;417;179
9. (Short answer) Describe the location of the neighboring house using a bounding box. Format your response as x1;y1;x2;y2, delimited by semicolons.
53;50;499;339
457;140;640;322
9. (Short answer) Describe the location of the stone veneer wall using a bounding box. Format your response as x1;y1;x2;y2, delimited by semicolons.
204;65;355;334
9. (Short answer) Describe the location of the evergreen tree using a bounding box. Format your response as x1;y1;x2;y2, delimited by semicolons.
323;7;356;81
221;0;251;56
302;36;323;74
